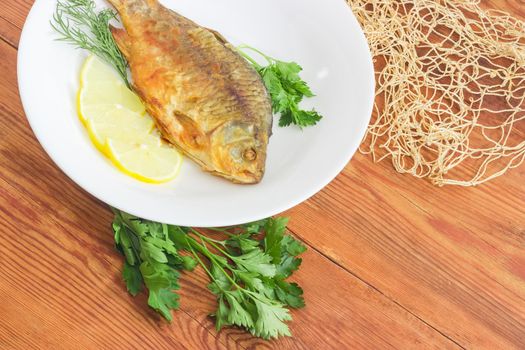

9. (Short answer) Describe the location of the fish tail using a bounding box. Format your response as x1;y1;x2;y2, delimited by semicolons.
110;25;131;59
106;0;125;10
107;0;160;13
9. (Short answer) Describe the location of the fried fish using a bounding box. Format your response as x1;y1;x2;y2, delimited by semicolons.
107;0;272;184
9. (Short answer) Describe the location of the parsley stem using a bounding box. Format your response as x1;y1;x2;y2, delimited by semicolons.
190;228;227;244
205;227;236;237
236;47;263;69
237;44;277;65
184;236;215;280
185;236;240;290
210;258;240;289
114;210;142;265
191;231;233;259
127;229;143;265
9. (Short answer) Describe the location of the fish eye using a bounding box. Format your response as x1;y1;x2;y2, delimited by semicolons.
242;148;257;161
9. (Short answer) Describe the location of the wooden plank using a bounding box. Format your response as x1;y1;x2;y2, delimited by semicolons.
0;1;32;30
0;36;458;348
0;17;19;48
284;155;525;349
482;0;525;21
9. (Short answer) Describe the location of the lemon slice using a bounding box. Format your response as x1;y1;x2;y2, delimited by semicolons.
86;107;155;153
77;55;182;184
78;55;145;123
107;135;183;184
80;54;121;84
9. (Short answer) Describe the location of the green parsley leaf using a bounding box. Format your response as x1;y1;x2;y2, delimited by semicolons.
237;45;323;128
115;228;138;266
166;254;197;271
140;241;169;263
148;288;180;322
282;235;307;256
264;217;289;264
207;264;231;295
140;262;177;290
214;297;231;331
277;255;302;279
231;248;276;277
181;256;198;271
122;262;142;296
140;261;180;321
275;280;305;309
242;219;270;234
280;108;323;128
225;292;255;329
275;235;307;278
252;297;292;339
225;234;260;254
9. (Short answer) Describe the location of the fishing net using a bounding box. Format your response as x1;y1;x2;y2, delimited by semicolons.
348;0;525;186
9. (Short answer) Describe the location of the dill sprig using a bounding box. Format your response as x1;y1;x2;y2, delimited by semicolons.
51;0;129;84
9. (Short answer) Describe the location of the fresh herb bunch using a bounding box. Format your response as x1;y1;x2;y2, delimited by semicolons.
238;45;323;128
113;211;197;320
51;0;129;83
113;210;306;339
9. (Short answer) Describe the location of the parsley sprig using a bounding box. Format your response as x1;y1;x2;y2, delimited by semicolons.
113;211;306;339
113;211;197;320
238;45;323;128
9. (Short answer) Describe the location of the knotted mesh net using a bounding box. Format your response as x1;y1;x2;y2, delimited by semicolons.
349;0;525;186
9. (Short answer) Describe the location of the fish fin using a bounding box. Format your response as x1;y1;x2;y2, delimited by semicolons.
106;0;125;10
110;25;131;59
172;111;208;150
107;0;159;11
205;27;228;44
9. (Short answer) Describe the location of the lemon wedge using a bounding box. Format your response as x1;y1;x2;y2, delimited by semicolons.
107;135;183;184
86;107;155;153
77;55;182;184
78;55;145;123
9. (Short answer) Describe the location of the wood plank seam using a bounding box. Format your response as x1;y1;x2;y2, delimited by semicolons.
312;169;525;344
398;188;524;242
0;16;19;49
394;190;522;258
286;166;525;347
286;225;467;349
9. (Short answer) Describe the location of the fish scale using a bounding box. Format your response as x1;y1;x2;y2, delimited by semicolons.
108;0;272;183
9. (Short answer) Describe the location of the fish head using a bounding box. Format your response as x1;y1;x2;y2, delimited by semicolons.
210;121;267;184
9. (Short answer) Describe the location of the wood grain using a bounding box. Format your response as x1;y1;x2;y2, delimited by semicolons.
1;0;524;349
284;156;525;349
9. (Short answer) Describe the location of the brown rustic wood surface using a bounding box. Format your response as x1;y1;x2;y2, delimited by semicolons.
0;0;524;349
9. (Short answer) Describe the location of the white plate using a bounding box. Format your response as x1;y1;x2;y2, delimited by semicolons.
18;0;374;227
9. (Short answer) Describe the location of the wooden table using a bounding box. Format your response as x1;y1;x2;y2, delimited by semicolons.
1;1;524;349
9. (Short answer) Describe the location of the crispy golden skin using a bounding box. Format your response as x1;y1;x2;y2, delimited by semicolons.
107;0;272;184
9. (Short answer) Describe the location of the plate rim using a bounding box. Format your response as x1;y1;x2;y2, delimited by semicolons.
17;0;375;227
